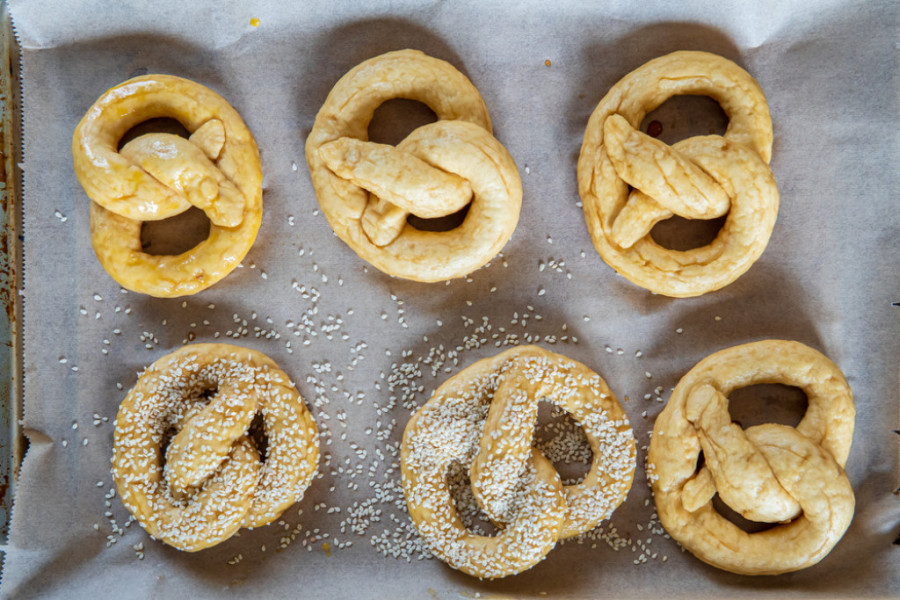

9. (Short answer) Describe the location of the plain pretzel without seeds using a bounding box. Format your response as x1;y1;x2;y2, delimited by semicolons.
73;75;262;297
648;340;855;575
578;51;779;297
112;344;319;551
306;49;522;282
401;346;635;578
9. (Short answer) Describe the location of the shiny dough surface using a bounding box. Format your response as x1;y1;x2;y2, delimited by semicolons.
73;74;262;297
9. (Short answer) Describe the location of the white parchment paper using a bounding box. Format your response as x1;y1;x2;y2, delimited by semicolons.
3;0;899;597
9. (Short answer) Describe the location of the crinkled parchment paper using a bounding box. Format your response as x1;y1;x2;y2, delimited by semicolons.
2;0;898;597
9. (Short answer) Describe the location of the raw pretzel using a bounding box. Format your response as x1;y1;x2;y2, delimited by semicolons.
577;51;779;297
112;344;319;551
73;74;262;297
306;50;522;282
401;346;635;578
648;340;855;574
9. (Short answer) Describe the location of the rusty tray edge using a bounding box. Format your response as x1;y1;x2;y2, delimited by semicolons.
0;0;24;548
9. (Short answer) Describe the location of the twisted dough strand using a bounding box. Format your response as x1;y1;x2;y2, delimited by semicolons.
112;344;319;551
648;340;855;575
578;51;779;297
402;346;635;578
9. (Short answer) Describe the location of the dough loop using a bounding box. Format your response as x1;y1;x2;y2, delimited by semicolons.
306;50;522;282
578;51;779;297
73;75;262;297
112;344;319;551
401;345;635;578
648;340;855;574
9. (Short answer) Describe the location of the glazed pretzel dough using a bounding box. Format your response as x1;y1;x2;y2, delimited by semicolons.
648;340;855;575
306;49;522;282
112;344;319;551
73;75;262;297
401;346;635;578
577;51;779;297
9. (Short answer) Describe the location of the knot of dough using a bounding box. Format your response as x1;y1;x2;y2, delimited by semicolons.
306;49;522;282
401;346;635;579
73;75;262;297
577;51;780;297
112;344;319;551
648;340;856;575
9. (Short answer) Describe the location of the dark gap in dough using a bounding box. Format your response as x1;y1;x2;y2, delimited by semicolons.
368;98;437;146
406;202;470;232
447;460;499;536
639;95;728;145
533;399;593;486
247;412;268;463
140;206;211;256
117;117;190;150
694;450;705;474
649;213;726;251
159;426;177;464
727;384;808;430
712;493;780;534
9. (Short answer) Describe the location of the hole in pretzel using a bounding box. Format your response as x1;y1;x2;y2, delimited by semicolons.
693;450;706;475
406;202;471;233
247;412;269;462
368;99;437;146
140;206;211;256
447;460;499;536
639;95;728;145
159;425;178;461
533;400;593;485
118;117;191;150
727;384;808;430
712;493;780;534
649;214;726;251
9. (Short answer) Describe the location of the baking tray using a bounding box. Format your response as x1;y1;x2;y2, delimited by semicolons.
0;0;22;557
1;1;898;597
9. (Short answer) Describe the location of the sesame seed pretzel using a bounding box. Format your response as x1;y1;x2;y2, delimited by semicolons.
577;51;779;297
306;49;522;282
648;340;855;575
112;344;319;551
401;345;635;578
73;75;262;297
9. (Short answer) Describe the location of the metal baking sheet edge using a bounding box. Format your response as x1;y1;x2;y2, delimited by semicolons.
0;0;24;563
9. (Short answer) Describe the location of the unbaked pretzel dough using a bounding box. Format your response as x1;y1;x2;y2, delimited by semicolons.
306;49;522;282
648;340;855;574
73;74;262;297
112;344;319;551
577;51;779;297
401;345;635;578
